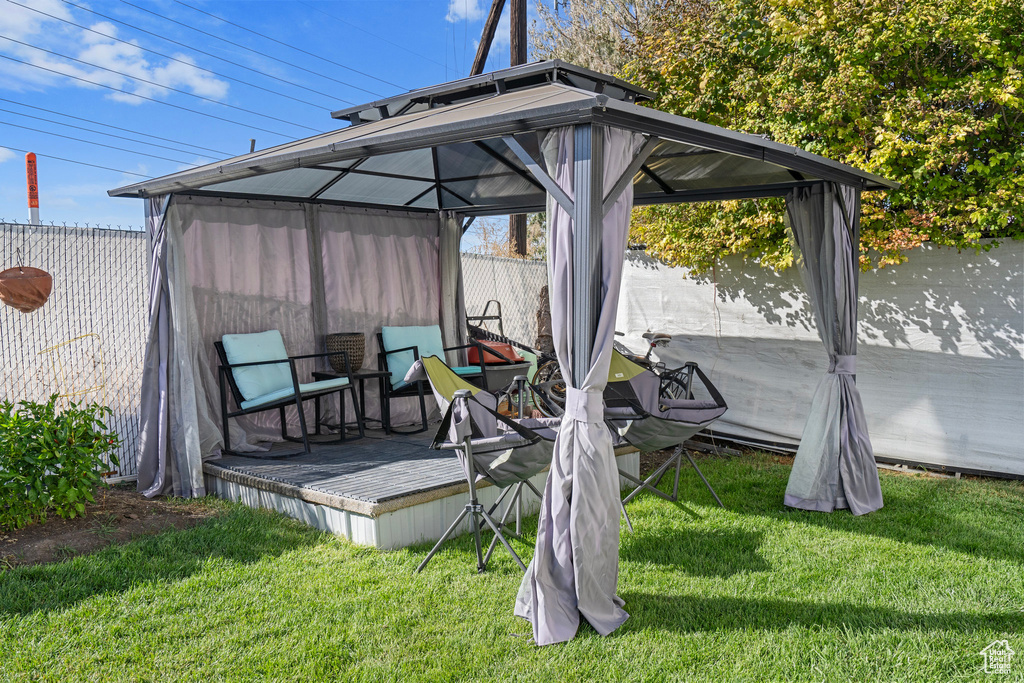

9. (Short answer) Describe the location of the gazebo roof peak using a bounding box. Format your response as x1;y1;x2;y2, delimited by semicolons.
330;60;655;127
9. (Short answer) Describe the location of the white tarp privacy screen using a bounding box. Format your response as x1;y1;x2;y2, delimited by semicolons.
616;240;1024;478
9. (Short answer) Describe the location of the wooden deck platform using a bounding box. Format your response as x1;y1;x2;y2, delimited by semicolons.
204;429;639;550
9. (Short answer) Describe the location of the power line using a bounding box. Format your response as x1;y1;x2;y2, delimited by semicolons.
297;1;448;70
0;106;217;160
0;35;322;133
0;53;299;139
0;145;152;178
5;0;333;111
57;0;352;106
117;0;387;99
173;0;407;90
0;119;197;165
0;97;232;156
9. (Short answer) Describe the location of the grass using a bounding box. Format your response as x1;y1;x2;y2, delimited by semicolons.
1;452;1021;682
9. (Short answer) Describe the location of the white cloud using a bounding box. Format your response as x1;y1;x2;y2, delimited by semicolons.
0;147;15;163
0;0;228;103
446;0;487;23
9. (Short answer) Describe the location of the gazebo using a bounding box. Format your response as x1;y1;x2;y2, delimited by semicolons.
110;60;896;646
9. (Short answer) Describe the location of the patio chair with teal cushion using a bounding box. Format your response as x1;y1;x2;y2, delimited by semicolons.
215;330;363;457
376;324;489;434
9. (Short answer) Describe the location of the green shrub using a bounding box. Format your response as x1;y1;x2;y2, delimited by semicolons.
0;396;121;530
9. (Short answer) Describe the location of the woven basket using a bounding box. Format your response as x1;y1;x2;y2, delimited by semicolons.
325;332;364;373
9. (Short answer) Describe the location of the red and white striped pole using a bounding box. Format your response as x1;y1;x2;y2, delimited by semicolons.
26;152;40;225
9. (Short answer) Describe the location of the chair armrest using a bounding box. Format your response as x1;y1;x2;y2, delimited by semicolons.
382;344;421;358
443;342;475;352
219;357;290;370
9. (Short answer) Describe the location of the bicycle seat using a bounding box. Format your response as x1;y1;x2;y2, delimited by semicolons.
649;332;672;341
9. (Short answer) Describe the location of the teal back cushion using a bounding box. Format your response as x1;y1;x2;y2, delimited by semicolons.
222;330;292;401
381;325;444;388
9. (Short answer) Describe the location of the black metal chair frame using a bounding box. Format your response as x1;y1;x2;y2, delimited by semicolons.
375;332;490;434
214;342;363;457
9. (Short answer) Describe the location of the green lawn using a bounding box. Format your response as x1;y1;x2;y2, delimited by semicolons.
2;453;1022;682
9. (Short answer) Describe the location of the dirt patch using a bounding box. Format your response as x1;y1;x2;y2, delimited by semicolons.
0;484;221;569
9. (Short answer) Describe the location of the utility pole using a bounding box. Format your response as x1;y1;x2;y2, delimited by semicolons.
507;0;529;256
470;0;506;77
470;0;529;257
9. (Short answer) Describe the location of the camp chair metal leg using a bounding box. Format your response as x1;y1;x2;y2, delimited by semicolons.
415;507;471;573
653;447;680;490
479;509;526;572
516;484;522;535
486;484;515;517
620;499;634;533
619;446;686;531
523;478;542;500
470;506;486;573
486;485;521;537
684;450;724;508
503;484;525;536
484;484;522;566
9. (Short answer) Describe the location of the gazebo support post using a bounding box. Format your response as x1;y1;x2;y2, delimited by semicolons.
570;123;604;385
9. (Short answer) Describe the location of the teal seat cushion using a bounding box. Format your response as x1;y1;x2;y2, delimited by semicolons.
452;366;483;377
381;325;445;388
222;330;292;401
240;377;350;410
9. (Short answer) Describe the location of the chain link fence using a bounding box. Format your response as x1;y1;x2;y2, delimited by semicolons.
1;222;148;480
461;252;548;350
0;222;546;481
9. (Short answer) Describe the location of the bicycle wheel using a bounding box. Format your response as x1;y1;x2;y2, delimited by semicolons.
530;359;566;417
660;367;693;401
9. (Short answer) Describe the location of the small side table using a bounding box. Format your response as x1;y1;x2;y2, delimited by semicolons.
312;369;391;434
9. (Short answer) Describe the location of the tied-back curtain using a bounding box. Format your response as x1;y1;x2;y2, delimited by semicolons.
785;183;883;515
515;125;644;646
137;196;213;498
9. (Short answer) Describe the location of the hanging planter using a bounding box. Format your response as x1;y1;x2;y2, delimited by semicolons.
0;266;53;313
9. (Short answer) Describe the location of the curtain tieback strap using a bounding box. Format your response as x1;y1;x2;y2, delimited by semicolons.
828;354;856;374
564;388;605;423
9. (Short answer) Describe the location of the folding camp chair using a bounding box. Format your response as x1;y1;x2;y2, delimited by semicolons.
604;350;728;528
215;330;363;457
409;355;557;573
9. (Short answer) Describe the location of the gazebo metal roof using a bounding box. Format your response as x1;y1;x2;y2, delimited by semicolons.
109;60;897;214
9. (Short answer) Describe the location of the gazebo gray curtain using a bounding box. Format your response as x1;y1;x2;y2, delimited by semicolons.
137;196;212;498
515;125;643;645
439;211;467;363
784;182;883;516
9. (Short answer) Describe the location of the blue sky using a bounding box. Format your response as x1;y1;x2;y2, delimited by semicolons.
0;0;530;228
